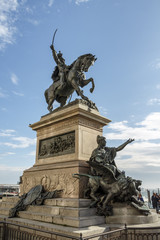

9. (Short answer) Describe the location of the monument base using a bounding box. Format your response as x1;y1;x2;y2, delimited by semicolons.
106;203;158;225
0;197;160;239
0;196;109;239
20;99;111;198
20;160;90;199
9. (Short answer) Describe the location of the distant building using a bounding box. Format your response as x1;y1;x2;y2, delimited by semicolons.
0;184;19;198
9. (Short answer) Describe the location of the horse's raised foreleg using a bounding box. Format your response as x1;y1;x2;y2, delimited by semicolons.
70;78;89;102
80;78;95;93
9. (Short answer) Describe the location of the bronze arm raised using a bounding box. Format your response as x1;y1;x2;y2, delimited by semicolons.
116;138;134;152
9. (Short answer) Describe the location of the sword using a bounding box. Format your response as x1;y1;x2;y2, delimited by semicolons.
52;29;58;46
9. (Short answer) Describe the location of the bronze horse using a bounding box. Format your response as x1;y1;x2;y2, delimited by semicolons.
44;30;97;112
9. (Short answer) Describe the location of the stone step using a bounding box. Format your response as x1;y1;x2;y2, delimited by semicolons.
106;212;159;225
26;205;96;217
18;211;105;228
44;198;91;208
2;196;19;203
1;197;91;208
1;197;91;207
0;201;16;209
0;208;10;216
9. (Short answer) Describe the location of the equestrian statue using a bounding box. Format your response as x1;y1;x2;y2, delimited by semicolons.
44;29;97;112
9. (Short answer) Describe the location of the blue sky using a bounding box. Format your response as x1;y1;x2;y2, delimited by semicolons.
0;0;160;189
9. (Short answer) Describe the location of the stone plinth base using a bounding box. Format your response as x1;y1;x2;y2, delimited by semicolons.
20;100;110;198
20;161;89;198
106;203;159;225
0;196;105;229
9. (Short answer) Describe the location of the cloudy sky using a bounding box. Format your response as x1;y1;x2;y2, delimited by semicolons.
0;0;160;189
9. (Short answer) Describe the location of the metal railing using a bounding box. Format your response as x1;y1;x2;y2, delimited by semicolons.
0;220;160;240
0;221;81;240
126;226;160;240
82;228;126;240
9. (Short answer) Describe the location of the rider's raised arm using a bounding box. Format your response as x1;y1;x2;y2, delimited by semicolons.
116;138;134;152
50;44;59;65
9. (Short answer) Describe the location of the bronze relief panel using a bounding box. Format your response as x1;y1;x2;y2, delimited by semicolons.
38;131;75;159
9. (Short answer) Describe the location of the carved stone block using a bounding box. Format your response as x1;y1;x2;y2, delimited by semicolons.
20;162;89;198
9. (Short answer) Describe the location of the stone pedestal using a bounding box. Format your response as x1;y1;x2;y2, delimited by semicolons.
20;100;111;198
0;100;159;236
106;203;159;225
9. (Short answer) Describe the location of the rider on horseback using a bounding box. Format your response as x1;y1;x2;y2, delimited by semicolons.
44;30;97;112
50;45;68;90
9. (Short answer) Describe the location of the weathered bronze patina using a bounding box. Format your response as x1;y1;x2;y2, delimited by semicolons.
9;185;62;218
73;136;150;216
38;131;75;159
44;29;97;112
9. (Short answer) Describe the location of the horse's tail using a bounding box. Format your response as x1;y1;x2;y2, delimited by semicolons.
72;173;94;179
44;89;49;104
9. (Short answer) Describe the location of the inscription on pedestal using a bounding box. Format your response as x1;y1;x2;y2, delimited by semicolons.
38;131;75;159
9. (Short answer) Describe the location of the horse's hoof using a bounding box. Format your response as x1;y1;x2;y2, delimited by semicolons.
90;88;94;93
48;106;53;113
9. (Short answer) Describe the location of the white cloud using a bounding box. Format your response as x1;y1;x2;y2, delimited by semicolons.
147;163;160;167
0;0;19;50
105;112;160;141
156;84;160;89
0;164;25;172
99;106;108;115
28;151;36;156
147;98;160;105
11;73;18;85
0;152;15;157
0;87;8;98
0;91;7;98
75;0;90;5
104;112;160;176
27;19;40;26
25;6;33;14
116;141;160;169
136;112;160;130
3;136;36;148
1;107;7;111
0;129;15;137
12;91;24;97
48;0;54;7
151;58;160;70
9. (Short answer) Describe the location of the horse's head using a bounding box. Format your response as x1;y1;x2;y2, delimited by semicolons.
80;54;97;72
134;179;142;192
